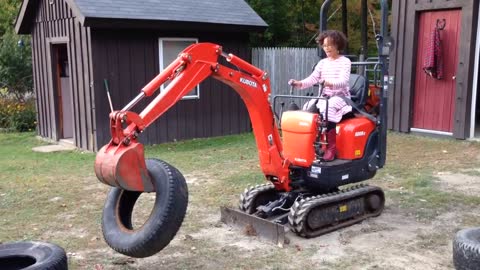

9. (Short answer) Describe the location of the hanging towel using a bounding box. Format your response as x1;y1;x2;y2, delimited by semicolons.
423;28;444;80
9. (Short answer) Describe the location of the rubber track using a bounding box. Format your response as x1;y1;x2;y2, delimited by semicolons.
239;183;276;213
288;184;384;238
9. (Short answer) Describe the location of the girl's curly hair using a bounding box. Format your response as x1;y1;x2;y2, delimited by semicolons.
315;30;347;52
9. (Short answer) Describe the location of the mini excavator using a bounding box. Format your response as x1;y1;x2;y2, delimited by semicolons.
94;0;392;258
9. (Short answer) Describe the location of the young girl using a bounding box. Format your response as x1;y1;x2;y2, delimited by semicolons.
289;30;352;161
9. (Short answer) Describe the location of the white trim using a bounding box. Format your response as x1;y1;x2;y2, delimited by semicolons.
410;128;453;136
158;37;200;100
470;4;480;138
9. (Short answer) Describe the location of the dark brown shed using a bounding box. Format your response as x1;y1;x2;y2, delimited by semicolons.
389;0;480;139
15;0;267;151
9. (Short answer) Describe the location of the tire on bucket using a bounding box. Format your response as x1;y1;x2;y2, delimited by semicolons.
453;227;480;270
101;158;188;258
0;241;67;270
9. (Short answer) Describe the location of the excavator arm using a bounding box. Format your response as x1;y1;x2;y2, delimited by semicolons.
94;43;291;192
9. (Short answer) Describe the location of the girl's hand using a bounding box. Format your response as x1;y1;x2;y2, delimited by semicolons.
322;80;332;87
288;79;302;88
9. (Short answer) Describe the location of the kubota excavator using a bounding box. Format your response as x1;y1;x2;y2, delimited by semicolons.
94;0;392;258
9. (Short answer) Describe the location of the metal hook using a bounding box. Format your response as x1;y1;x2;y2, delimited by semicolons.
436;19;446;30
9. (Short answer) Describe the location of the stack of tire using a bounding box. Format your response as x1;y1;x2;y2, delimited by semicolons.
0;241;67;270
453;227;480;270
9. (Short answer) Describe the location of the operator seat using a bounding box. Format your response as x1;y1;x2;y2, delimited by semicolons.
349;74;368;109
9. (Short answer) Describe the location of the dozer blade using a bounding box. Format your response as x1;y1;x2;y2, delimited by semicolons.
220;207;287;247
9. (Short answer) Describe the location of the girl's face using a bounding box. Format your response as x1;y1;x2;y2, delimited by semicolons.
322;37;339;58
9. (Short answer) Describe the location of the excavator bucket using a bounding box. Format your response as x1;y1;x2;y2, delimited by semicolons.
220;207;288;247
94;141;153;192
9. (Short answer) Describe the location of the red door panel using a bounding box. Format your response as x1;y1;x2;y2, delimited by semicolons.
413;9;461;132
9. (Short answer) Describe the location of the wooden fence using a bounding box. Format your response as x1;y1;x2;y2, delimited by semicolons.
252;47;321;116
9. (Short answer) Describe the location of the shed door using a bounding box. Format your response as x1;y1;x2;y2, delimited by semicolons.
412;9;461;133
52;44;73;139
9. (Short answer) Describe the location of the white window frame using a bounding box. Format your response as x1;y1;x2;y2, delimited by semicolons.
159;37;200;100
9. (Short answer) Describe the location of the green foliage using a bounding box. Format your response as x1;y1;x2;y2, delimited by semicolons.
0;98;36;132
247;0;389;57
0;31;33;101
0;0;33;101
0;0;21;38
246;0;296;47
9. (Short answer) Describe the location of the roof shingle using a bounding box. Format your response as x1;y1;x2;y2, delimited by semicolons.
73;0;267;27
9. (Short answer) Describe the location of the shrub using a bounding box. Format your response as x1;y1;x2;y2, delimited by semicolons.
0;97;36;132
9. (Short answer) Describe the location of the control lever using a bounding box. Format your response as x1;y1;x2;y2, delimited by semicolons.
104;79;114;113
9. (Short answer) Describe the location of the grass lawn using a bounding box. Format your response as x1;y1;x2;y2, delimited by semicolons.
0;131;479;269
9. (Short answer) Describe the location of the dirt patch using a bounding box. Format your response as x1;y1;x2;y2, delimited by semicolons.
184;173;214;186
435;171;480;196
132;205;456;269
190;212;276;252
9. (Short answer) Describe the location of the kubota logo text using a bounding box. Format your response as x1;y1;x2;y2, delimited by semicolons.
240;78;257;88
355;131;366;137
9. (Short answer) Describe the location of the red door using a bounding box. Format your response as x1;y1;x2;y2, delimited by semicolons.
413;9;461;132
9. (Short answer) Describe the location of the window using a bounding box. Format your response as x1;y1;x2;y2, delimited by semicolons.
159;38;199;99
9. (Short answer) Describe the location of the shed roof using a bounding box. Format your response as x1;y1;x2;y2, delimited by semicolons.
15;0;268;34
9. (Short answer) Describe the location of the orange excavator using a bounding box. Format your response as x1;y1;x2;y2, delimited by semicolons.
94;0;391;258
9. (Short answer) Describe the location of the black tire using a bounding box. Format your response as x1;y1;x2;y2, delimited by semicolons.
0;241;67;270
102;158;188;258
453;227;480;270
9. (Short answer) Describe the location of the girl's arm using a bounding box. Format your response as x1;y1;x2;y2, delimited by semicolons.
299;61;324;89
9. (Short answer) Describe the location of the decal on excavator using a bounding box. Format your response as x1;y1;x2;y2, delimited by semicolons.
240;77;257;88
355;131;366;137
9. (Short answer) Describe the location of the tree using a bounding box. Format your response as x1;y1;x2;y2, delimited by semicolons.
247;0;296;47
247;0;388;55
0;31;32;101
0;0;21;38
0;0;33;101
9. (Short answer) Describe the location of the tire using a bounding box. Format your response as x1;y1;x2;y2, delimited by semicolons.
102;158;188;258
0;241;67;270
453;227;480;270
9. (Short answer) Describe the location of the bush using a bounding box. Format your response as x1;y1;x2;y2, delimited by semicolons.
0;98;36;132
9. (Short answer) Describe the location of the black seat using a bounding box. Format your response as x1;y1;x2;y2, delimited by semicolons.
349;74;368;108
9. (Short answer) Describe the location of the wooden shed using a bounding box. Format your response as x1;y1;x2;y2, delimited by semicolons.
15;0;267;151
389;0;480;139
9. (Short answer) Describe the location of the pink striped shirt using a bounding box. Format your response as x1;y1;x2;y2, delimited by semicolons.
299;56;351;98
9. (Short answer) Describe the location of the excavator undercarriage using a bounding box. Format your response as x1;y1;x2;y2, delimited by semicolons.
221;179;385;245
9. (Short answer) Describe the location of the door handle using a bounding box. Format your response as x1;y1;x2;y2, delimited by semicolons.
452;75;456;80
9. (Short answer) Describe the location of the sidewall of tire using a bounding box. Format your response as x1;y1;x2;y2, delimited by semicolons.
0;241;67;270
102;158;188;258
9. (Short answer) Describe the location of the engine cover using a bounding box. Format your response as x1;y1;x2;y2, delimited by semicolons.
336;116;375;160
281;111;319;167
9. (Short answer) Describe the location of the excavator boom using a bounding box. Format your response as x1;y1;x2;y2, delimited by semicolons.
94;43;291;192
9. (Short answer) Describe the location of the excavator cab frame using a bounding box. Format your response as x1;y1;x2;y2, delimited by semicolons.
318;0;391;169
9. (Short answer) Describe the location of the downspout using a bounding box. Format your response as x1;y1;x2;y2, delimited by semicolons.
469;3;480;139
